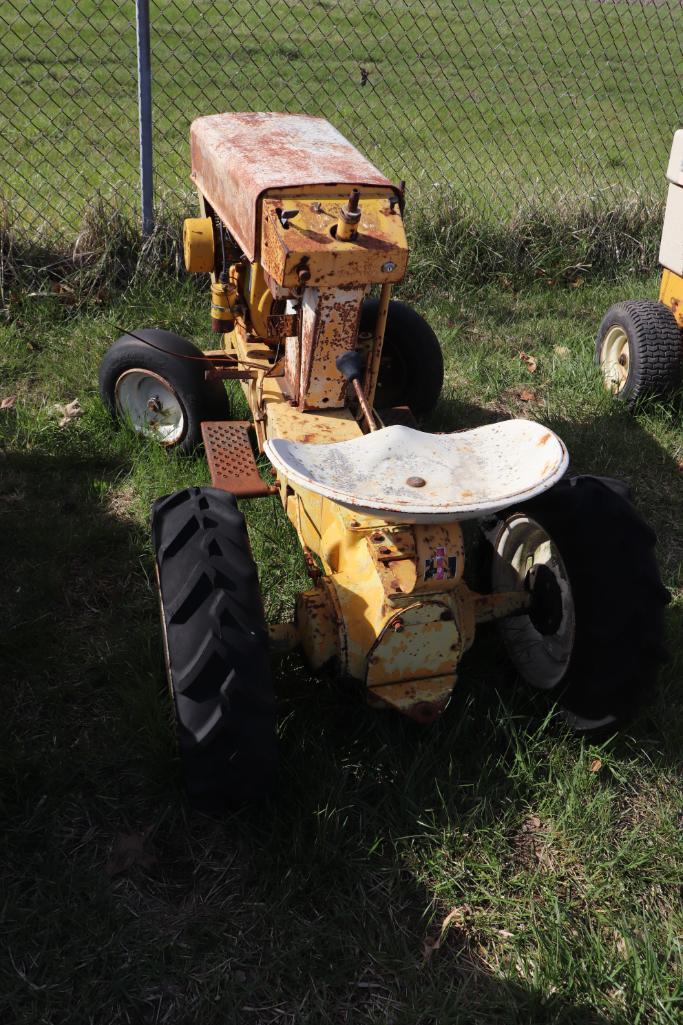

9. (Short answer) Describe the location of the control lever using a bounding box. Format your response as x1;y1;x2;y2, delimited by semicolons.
335;351;377;432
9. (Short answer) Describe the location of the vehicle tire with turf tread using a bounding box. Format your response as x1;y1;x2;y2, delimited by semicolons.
360;298;444;418
99;328;230;453
152;486;277;811
487;475;669;729
595;301;682;407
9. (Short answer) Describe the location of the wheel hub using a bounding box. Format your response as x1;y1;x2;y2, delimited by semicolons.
115;369;185;445
525;562;564;635
600;325;630;393
491;513;576;690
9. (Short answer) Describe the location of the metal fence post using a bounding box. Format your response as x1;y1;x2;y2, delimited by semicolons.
135;0;154;236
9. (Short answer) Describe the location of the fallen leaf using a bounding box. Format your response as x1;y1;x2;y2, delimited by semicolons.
497;929;514;938
554;345;570;358
570;277;584;288
589;758;603;773
518;388;536;402
105;831;156;877
57;398;84;428
422;905;472;961
519;351;537;373
441;906;470;931
1;395;17;410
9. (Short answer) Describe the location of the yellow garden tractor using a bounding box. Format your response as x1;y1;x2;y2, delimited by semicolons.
99;113;668;810
596;129;683;404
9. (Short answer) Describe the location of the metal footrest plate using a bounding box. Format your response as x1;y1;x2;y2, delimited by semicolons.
201;421;277;499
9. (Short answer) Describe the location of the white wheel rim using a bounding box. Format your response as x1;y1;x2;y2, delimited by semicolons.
492;513;575;690
115;369;185;445
600;325;630;393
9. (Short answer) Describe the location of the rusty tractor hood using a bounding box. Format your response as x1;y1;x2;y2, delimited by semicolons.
190;112;397;262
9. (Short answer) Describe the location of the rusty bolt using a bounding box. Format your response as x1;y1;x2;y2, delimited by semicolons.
406;476;426;488
371;532;385;543
340;189;362;227
298;267;311;285
379;546;391;555
440;608;453;621
393;619;404;633
146;396;162;413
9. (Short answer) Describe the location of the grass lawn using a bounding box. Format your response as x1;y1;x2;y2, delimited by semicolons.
0;264;681;1024
1;0;682;232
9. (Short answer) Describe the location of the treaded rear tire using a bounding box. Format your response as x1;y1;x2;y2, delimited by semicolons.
595;301;682;407
152;486;277;811
490;475;669;728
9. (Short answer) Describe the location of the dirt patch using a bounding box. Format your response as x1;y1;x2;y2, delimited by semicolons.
509;814;556;873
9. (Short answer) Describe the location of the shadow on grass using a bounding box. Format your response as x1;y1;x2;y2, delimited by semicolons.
1;419;680;1023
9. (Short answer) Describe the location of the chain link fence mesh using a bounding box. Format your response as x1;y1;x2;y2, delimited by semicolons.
1;0;681;237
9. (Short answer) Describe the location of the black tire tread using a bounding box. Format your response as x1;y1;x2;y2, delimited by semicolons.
596;301;682;407
152;486;276;810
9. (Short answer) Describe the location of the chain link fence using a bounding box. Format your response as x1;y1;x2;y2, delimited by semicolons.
1;0;681;238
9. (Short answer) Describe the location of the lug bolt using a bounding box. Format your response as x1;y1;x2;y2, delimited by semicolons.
147;395;162;413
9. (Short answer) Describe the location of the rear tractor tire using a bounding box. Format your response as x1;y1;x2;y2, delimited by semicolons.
595;301;682;407
487;475;669;730
152;486;277;811
360;298;444;418
99;328;229;453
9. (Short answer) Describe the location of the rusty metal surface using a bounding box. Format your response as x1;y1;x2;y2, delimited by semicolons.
367;677;454;723
471;589;532;623
190;113;396;262
366;601;460;702
265;421;569;522
299;286;365;410
201;421;277;498
260;195;408;288
296;586;340;671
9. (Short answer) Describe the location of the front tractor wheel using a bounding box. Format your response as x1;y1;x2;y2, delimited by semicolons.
99;328;229;453
595;301;682;406
488;476;668;730
152;486;277;812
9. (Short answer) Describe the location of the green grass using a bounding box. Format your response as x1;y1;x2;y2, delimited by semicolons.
1;268;681;1024
1;0;681;233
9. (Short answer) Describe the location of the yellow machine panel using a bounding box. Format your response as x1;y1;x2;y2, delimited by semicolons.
260;190;409;288
659;268;683;328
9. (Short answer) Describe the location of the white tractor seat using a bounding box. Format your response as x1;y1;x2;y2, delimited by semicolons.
265;421;568;522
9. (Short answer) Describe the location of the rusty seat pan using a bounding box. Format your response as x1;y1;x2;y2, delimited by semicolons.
264;422;568;523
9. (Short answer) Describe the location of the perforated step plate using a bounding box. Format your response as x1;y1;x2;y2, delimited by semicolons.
201;421;277;499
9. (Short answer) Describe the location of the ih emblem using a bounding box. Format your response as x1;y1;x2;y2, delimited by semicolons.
424;546;457;581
